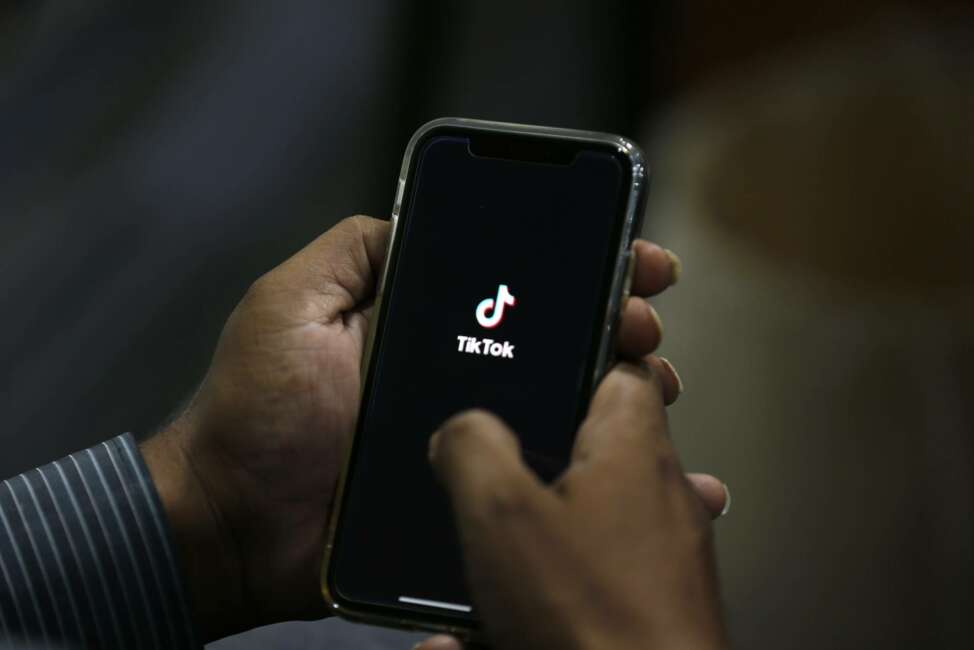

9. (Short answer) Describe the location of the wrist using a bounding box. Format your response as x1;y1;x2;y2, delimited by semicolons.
140;414;249;642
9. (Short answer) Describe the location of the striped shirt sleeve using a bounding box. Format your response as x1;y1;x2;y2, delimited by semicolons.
0;433;200;649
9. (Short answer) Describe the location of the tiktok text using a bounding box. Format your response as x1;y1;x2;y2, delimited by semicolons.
456;335;515;359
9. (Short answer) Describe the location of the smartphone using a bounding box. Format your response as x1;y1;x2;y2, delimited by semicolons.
322;118;648;637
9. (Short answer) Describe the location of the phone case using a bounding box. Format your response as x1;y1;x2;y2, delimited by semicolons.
320;117;648;640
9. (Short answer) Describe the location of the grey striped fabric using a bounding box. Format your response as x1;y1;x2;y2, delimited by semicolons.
0;434;199;649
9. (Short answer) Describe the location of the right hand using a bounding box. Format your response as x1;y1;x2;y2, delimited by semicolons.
424;360;730;650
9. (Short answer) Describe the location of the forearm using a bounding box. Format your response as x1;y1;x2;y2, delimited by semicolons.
0;434;199;648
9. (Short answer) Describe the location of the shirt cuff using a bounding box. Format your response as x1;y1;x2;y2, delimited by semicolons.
0;433;200;649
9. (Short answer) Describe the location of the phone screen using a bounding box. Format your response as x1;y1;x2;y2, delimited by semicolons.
328;127;638;623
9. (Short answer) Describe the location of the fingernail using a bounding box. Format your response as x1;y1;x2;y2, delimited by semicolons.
647;302;663;338
658;357;683;394
664;248;682;285
720;483;732;517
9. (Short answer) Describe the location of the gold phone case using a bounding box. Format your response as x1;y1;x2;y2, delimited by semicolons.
320;117;648;640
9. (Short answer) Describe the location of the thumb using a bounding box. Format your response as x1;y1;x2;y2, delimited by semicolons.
262;214;390;320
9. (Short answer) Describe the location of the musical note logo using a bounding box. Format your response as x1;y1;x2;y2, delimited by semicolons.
475;284;516;329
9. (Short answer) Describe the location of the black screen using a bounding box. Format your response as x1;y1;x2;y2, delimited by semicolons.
329;129;633;623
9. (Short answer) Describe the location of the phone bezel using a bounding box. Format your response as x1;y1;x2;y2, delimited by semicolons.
320;117;648;640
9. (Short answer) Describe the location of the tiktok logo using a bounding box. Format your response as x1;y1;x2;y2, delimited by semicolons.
457;284;517;360
475;284;516;329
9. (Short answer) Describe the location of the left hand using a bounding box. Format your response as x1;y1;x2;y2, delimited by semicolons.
139;215;697;641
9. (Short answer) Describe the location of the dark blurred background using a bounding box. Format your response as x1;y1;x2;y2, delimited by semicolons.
1;1;972;648
0;0;658;472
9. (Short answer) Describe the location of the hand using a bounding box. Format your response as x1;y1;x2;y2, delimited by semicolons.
138;214;705;641
424;361;730;650
141;215;389;639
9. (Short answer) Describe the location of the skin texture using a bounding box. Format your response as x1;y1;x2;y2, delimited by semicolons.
139;215;727;643
421;362;730;650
